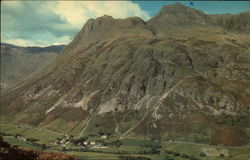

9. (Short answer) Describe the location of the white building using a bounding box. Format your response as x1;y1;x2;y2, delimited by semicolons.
101;135;107;139
83;141;88;145
60;139;66;144
90;141;96;145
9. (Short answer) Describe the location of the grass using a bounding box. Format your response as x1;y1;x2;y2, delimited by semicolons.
163;142;250;160
228;146;250;160
67;152;161;160
4;137;41;150
1;122;63;145
67;152;119;160
163;143;202;156
121;138;160;147
91;145;150;154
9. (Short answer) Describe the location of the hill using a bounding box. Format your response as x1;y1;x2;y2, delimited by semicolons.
0;43;64;90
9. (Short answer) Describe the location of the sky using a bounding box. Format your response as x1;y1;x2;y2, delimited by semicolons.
1;1;250;47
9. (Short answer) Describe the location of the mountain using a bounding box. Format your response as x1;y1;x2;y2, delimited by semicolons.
1;3;249;146
148;3;250;33
1;43;65;54
0;43;64;90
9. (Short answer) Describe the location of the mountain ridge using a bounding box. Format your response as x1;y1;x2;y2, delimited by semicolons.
147;3;250;33
1;43;65;54
1;43;64;90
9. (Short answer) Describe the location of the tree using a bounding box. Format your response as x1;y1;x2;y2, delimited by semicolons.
200;152;206;157
41;144;47;150
26;138;39;143
165;155;174;160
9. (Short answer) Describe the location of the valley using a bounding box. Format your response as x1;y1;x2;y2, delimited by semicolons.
1;122;249;160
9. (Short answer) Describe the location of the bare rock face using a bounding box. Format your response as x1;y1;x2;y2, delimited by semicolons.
1;3;250;146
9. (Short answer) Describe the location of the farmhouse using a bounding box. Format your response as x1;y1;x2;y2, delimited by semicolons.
101;135;107;139
90;141;96;145
83;141;88;145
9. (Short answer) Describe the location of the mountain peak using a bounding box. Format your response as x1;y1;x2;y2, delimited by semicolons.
147;3;206;29
81;15;114;34
98;14;113;19
161;2;188;11
159;2;205;16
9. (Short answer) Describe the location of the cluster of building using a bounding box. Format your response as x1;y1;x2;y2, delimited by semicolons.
55;134;108;148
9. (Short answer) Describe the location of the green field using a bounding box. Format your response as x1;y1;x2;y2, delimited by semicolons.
1;122;63;145
1;123;249;160
4;137;41;150
67;152;120;160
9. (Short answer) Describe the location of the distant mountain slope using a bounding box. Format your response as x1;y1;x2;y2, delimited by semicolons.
0;43;64;90
1;43;65;54
1;3;249;146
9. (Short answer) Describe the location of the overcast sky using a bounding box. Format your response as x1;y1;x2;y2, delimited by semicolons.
1;1;250;47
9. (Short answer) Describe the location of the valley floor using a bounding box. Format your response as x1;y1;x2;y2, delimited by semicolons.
1;123;249;160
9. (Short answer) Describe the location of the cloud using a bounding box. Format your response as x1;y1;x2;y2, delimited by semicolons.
1;1;150;47
3;39;35;47
53;1;150;28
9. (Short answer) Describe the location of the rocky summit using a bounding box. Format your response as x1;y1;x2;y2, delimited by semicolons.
1;3;250;146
